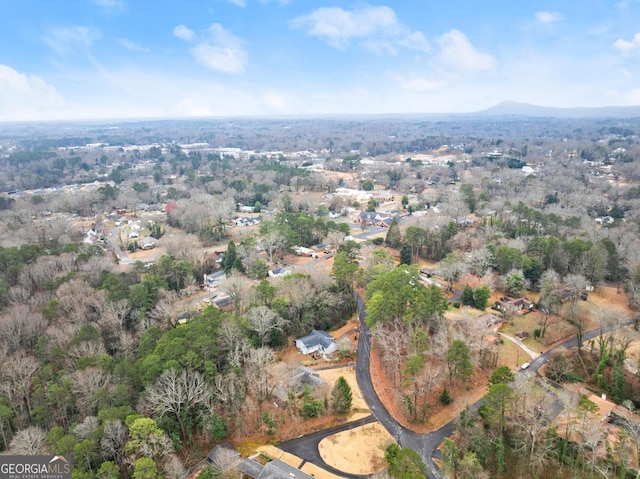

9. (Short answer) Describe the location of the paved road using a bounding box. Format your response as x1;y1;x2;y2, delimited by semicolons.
353;291;636;479
279;290;636;479
277;415;377;478
354;292;447;478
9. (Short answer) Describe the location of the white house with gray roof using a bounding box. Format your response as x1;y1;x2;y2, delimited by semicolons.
295;330;337;355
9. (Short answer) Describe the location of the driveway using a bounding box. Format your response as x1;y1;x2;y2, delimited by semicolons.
277;415;377;479
107;226;134;264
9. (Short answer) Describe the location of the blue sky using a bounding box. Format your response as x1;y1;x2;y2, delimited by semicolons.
2;0;640;121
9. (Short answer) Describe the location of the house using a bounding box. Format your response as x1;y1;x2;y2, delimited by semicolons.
204;271;226;289
454;217;476;227
238;459;315;479
139;236;158;250
355;210;402;228
268;266;292;278
493;296;535;315
311;243;333;253
293;246;318;258
213;295;233;311
84;228;103;246
355;211;378;225
595;216;614;225
234;216;261;227
295;330;337;355
272;365;326;402
176;311;197;325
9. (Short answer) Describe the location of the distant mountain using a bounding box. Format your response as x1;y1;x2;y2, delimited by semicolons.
475;100;640;118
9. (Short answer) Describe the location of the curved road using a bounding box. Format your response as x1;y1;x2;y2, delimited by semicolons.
278;415;377;478
279;290;635;479
353;293;636;479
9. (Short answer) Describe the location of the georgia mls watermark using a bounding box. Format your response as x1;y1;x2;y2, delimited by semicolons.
0;456;72;479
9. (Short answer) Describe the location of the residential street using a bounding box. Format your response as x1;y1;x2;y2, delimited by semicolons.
276;291;637;479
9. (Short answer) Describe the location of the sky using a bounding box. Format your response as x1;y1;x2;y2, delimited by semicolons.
2;0;640;121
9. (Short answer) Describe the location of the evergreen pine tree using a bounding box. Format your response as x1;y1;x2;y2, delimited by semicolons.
400;243;412;265
473;285;491;310
331;376;353;414
439;387;452;405
223;241;237;272
461;285;475;306
385;218;402;249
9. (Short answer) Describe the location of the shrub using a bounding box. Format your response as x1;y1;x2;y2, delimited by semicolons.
439;388;452;405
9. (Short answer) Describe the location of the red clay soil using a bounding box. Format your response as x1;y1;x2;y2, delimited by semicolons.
368;341;490;433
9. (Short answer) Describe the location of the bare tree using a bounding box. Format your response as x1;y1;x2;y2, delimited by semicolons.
8;426;47;455
212;370;246;421
511;378;555;472
145;368;211;440
69;340;106;361
276;274;317;335
439;252;468;292
100;297;131;333
79;254;116;286
56;278;97;324
467;247;494;276
219;272;249;316
147;290;180;328
100;419;128;465
372;321;409;386
454;310;495;366
69;367;112;416
217;317;247;370
163;453;187;479
0;305;46;353
0;354;39;426
244;346;275;402
74;416;99;440
246;306;288;347
563;273;588;305
260;230;287;266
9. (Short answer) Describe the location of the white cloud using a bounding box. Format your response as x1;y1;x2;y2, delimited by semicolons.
437;30;495;72
395;75;444;93
190;24;247;74
291;5;429;53
535;11;563;24
226;0;247;7
44;26;101;56
173;25;195;42
613;33;640;53
118;38;148;52
0;65;65;120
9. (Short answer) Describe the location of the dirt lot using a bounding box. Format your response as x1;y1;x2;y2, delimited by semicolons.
318;422;392;474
